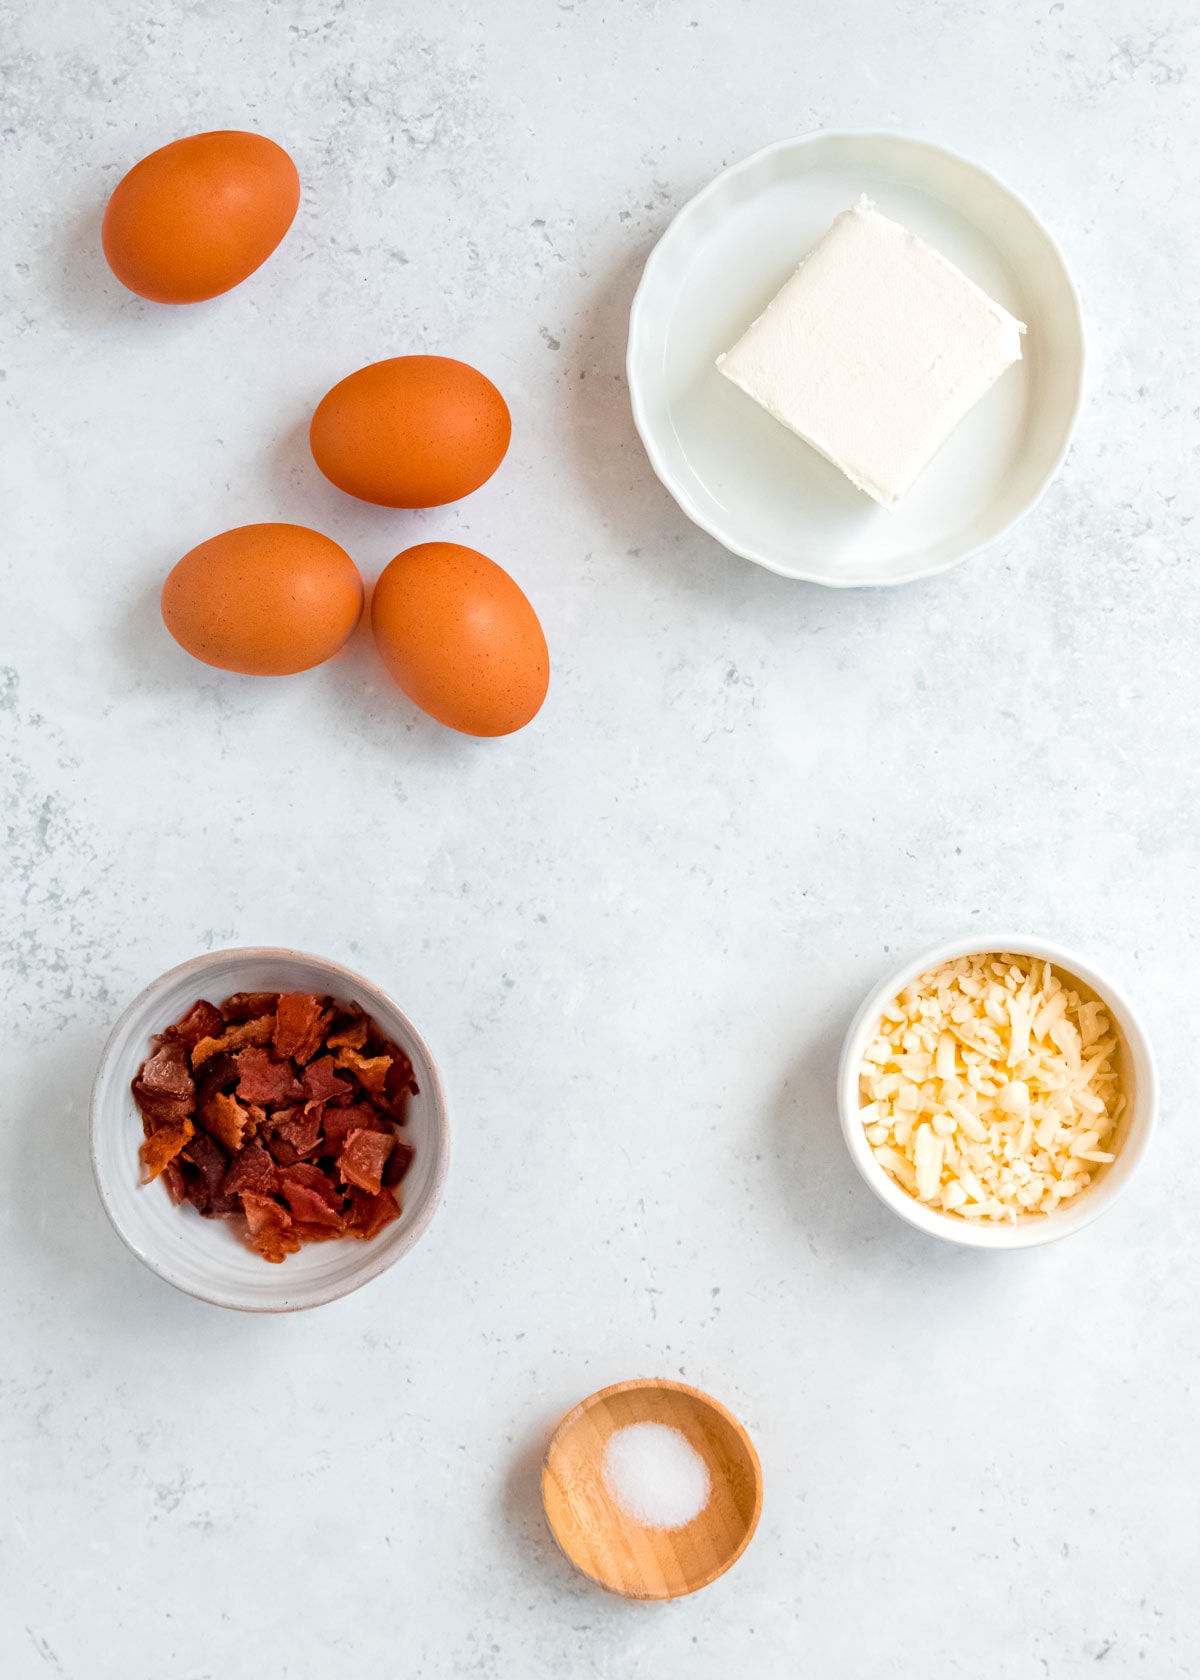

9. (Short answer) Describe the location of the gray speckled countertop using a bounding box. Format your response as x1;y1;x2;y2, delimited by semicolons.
2;2;1198;1676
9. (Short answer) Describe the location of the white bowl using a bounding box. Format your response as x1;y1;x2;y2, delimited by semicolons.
91;948;449;1310
836;935;1156;1247
627;131;1084;586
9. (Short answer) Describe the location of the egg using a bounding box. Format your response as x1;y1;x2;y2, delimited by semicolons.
371;543;548;736
102;131;300;304
162;524;363;675
310;356;511;507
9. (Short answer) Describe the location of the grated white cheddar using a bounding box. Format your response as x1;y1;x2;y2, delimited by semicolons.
860;953;1125;1223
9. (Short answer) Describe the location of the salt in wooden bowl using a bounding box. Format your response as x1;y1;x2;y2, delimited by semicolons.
541;1378;762;1599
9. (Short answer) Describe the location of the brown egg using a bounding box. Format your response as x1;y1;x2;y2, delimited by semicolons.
102;130;300;304
371;543;548;736
162;523;363;675
310;356;511;508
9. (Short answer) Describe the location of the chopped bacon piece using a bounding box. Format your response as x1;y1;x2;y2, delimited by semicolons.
235;1046;303;1106
199;1090;251;1154
325;1010;369;1052
279;1164;344;1228
273;993;329;1064
384;1042;418;1095
191;1014;274;1067
382;1137;415;1188
279;1182;343;1228
333;1047;392;1096
162;1160;188;1204
221;991;280;1023
281;1162;342;1196
183;1128;228;1189
240;1193;302;1263
140;1116;194;1182
322;1102;380;1157
221;1142;277;1199
162;999;224;1050
346;1185;402;1240
132;1083;194;1128
300;1055;350;1106
271;1105;323;1159
180;1129;233;1215
137;1043;194;1100
373;1042;419;1118
194;1050;239;1111
337;1128;394;1195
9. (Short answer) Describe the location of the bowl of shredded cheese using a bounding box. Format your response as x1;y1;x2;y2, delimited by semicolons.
837;937;1156;1246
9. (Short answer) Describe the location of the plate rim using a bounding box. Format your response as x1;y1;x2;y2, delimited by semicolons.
626;129;1086;588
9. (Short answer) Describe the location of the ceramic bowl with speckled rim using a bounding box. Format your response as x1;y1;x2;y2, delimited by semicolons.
90;947;449;1311
836;935;1156;1248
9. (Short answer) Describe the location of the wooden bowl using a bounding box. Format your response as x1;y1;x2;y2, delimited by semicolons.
541;1378;762;1599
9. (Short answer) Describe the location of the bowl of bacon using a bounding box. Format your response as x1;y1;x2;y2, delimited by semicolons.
90;948;449;1311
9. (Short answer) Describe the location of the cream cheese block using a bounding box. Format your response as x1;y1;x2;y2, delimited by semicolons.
716;199;1026;505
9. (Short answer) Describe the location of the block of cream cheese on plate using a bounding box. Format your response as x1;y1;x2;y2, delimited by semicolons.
716;198;1026;505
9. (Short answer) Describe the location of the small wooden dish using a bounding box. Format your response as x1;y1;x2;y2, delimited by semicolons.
541;1378;762;1600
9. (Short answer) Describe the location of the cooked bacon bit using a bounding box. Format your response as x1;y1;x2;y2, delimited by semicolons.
132;1083;194;1128
162;999;224;1049
199;1090;251;1153
222;1142;277;1199
140;1116;194;1181
182;1129;228;1192
324;1011;369;1052
180;1130;233;1215
273;993;329;1064
279;1167;344;1228
194;1050;239;1109
338;1128;394;1195
346;1185;402;1240
240;1193;302;1263
384;1042;418;1096
221;991;280;1023
138;1043;194;1100
162;1160;188;1204
135;991;415;1264
322;1102;381;1157
383;1137;415;1188
281;1161;341;1194
301;1055;351;1106
374;1042;419;1118
235;1045;303;1106
266;1134;300;1168
191;1014;274;1067
334;1047;392;1095
271;1105;323;1159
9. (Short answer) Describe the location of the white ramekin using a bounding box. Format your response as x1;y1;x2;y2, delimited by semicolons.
837;935;1157;1248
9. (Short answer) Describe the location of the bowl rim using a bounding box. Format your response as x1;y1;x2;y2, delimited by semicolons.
89;945;450;1311
626;128;1086;587
836;933;1157;1248
541;1376;764;1598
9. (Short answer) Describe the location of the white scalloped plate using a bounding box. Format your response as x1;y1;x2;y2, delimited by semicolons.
627;132;1084;586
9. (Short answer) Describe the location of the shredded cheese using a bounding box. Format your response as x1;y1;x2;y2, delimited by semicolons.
859;953;1125;1223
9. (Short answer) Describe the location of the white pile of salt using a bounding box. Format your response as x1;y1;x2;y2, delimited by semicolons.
601;1422;711;1530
